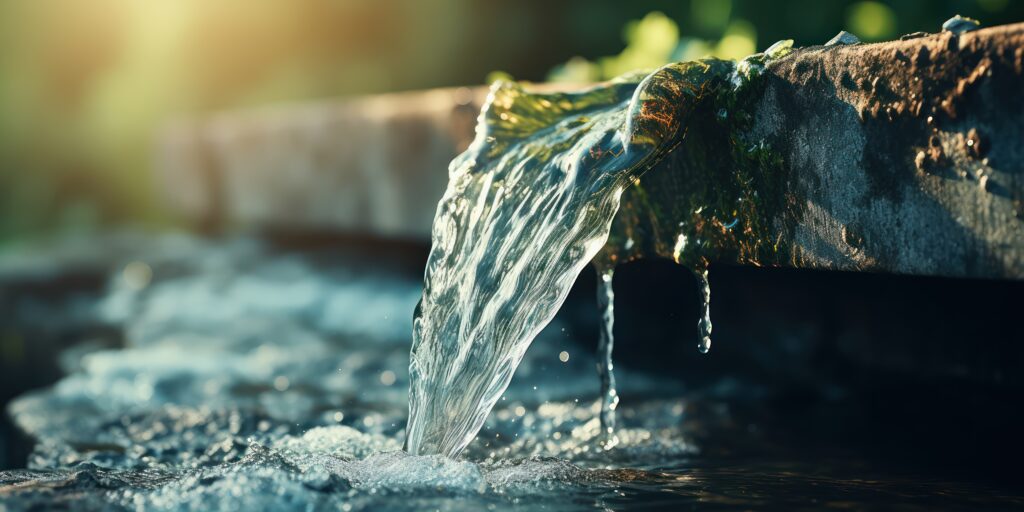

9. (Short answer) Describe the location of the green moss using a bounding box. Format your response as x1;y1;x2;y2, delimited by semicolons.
600;43;796;271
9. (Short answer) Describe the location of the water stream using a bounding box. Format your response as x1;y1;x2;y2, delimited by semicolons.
594;268;618;447
405;66;688;457
405;43;797;457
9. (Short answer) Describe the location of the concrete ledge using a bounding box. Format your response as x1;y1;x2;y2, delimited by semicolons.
606;23;1024;279
156;87;487;237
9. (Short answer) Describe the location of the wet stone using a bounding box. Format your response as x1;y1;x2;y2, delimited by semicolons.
942;15;981;35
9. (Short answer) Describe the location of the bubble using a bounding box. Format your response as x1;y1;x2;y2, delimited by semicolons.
123;261;153;290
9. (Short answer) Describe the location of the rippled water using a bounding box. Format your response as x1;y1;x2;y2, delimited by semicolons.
0;239;691;510
2;238;1022;510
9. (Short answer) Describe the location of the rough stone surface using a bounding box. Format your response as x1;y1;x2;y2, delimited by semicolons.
609;23;1024;279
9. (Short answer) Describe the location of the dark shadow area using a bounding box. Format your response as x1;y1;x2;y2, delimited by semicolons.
0;267;120;469
559;258;1023;484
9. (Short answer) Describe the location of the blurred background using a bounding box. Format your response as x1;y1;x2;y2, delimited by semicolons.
1;0;1022;242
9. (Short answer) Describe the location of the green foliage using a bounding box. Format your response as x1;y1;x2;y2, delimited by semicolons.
548;11;758;84
846;1;898;41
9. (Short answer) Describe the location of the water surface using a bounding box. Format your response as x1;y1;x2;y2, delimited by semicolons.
2;237;1021;511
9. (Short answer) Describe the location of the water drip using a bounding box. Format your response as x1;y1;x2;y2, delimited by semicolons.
694;268;713;354
595;267;619;448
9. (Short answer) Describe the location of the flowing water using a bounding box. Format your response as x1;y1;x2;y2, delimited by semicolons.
405;42;797;457
595;268;618;446
406;59;721;458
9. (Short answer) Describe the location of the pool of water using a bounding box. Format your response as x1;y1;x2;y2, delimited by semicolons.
1;237;1021;510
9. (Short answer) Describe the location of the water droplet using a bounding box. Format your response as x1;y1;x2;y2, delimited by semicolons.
764;39;795;59
672;233;688;263
558;351;570;363
825;31;860;46
694;269;713;354
942;15;981;34
965;128;986;158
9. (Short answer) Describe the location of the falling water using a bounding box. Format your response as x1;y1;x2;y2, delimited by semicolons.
695;268;713;354
406;42;794;458
595;267;619;448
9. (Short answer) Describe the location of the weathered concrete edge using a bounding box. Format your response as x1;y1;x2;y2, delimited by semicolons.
607;23;1024;280
155;87;489;237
